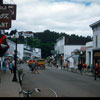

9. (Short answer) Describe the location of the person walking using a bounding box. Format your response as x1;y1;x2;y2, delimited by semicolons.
98;62;100;78
63;62;66;69
32;60;39;74
0;58;1;72
2;59;7;73
12;58;15;74
31;61;36;73
9;60;13;73
78;62;82;75
94;63;99;80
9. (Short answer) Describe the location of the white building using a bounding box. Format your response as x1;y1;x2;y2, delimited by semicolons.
18;45;41;60
54;36;85;68
20;31;34;38
31;48;41;59
90;20;100;65
7;40;41;60
86;41;93;66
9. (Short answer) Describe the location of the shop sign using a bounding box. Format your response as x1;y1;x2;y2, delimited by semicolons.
94;52;100;56
0;4;16;20
0;10;11;29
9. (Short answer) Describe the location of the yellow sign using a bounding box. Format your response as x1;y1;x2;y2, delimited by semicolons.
94;52;100;56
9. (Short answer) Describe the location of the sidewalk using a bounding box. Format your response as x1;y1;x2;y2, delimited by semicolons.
0;69;23;97
68;68;94;77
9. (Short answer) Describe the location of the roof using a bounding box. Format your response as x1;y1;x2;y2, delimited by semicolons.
90;20;100;28
56;36;64;42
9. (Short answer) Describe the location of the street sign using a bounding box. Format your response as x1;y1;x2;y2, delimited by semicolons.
0;10;11;29
0;4;16;20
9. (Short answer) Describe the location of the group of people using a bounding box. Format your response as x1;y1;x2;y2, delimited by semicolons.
78;62;100;80
28;60;39;74
0;58;15;74
55;60;100;80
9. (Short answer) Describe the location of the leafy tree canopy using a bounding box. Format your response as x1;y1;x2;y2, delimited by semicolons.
8;30;92;58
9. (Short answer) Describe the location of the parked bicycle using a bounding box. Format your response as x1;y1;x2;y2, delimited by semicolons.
19;88;40;97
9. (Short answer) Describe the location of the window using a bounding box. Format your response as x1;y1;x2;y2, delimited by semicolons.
96;35;98;47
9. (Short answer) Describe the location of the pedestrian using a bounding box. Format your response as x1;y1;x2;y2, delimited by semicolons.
63;62;66;69
12;58;15;74
94;63;99;80
98;62;100;78
9;60;13;73
0;58;1;71
66;61;70;71
56;64;58;68
31;61;35;73
78;62;82;75
82;63;85;72
32;60;39;74
2;59;7;73
28;60;32;72
87;64;90;72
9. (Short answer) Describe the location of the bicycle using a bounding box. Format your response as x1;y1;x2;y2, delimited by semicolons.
19;88;40;97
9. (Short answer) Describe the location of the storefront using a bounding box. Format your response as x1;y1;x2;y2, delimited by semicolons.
93;50;100;66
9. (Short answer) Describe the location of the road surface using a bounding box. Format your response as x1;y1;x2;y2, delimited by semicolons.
20;63;100;97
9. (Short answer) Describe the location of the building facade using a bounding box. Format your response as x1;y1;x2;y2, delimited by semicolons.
86;41;93;66
54;36;85;68
7;40;41;60
90;20;100;65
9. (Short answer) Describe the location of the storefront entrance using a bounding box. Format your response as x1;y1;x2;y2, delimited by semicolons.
93;50;100;66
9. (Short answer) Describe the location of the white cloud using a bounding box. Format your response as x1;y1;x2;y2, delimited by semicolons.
4;0;100;37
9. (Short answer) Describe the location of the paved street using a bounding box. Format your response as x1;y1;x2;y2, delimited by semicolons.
20;63;100;97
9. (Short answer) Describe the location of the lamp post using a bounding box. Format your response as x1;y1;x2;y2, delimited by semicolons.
12;30;19;82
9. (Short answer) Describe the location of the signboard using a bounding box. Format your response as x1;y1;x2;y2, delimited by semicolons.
0;4;16;20
0;10;11;29
94;52;100;57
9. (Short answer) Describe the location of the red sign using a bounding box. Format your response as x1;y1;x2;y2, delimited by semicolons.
0;10;11;29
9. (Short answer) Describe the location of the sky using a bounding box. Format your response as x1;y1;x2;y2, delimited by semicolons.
4;0;100;37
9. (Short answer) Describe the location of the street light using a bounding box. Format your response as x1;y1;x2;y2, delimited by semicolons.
12;30;19;82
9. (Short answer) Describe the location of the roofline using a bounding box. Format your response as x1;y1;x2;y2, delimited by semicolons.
90;20;100;28
56;36;65;42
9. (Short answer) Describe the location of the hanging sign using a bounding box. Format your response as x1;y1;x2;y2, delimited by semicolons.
0;10;11;29
0;4;16;20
